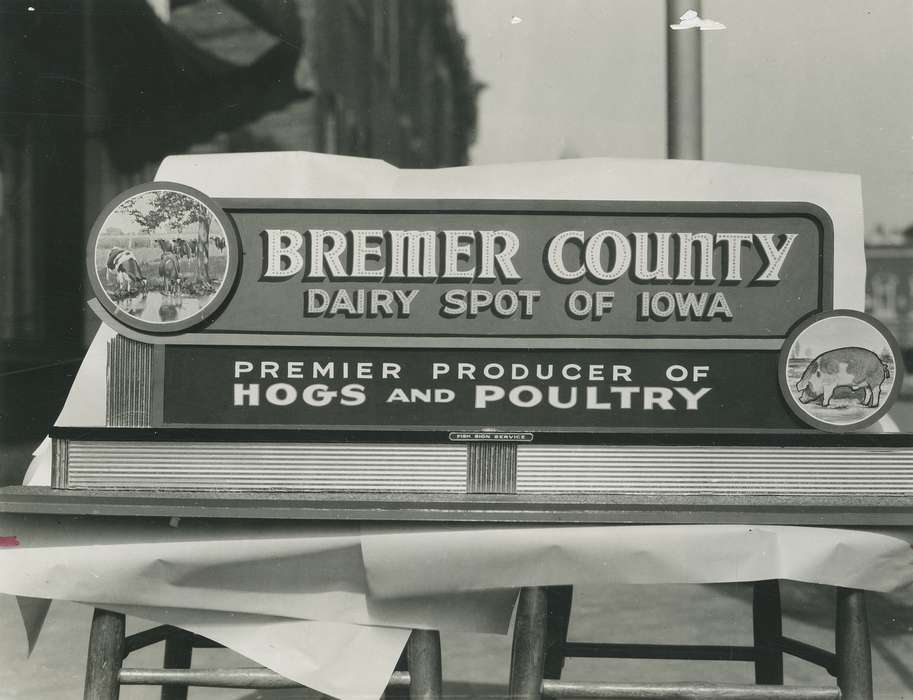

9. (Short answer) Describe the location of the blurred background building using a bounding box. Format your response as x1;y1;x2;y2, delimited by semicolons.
0;0;478;479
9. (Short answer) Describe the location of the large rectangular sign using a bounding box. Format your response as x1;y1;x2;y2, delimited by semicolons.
92;186;907;439
54;160;913;505
218;200;830;339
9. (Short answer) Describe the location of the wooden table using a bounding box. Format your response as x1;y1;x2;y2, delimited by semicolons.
1;485;897;700
3;485;913;525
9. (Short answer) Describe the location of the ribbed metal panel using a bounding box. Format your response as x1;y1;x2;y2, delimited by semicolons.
65;441;467;491
517;445;913;495
466;443;517;494
51;438;68;488
106;336;153;427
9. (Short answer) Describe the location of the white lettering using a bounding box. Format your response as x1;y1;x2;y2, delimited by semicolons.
263;230;304;278
755;233;798;282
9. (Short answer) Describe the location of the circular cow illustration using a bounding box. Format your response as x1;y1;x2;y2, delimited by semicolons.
780;311;902;431
89;183;236;332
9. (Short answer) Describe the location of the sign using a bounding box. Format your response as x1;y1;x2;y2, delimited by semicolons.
84;182;902;437
779;310;903;432
88;184;833;345
88;183;237;334
159;346;803;434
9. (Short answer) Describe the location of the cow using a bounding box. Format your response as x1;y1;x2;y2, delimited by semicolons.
796;347;890;408
106;247;146;295
154;238;174;254
174;238;191;259
158;251;181;296
213;236;225;253
106;246;125;271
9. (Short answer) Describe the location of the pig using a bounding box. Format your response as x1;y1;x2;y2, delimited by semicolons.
796;347;890;408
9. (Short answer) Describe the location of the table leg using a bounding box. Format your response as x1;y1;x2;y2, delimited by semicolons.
84;608;125;700
752;580;784;684
385;647;410;700
836;588;873;700
407;629;442;700
510;587;548;700
544;586;574;679
160;630;194;700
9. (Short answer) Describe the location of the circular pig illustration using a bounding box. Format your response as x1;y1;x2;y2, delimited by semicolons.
796;347;889;409
780;311;902;431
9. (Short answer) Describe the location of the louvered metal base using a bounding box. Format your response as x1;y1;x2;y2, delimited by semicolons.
52;438;913;497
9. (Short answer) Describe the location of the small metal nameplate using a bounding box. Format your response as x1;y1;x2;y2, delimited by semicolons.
449;431;534;442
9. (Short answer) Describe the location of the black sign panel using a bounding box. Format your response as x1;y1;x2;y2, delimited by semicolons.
160;346;805;434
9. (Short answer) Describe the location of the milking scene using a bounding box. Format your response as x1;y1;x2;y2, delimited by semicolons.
4;3;913;700
94;189;230;324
